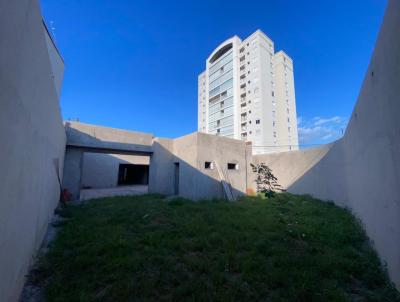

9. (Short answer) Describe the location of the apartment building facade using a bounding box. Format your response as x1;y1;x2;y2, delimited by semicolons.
198;30;299;154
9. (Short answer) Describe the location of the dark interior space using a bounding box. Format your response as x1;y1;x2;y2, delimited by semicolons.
118;164;149;185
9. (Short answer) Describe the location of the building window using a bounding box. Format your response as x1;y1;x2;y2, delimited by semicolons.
227;163;239;170
272;91;275;97
288;127;291;132
204;161;214;169
273;131;277;137
256;119;260;124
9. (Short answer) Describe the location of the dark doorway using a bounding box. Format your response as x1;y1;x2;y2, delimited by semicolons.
174;162;179;195
118;164;149;185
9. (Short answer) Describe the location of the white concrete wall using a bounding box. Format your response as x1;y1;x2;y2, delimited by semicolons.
0;0;66;300
81;153;149;189
253;0;400;288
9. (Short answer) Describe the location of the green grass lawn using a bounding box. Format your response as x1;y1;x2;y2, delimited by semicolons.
31;194;399;301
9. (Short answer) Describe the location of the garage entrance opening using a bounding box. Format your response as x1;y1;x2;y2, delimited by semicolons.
118;164;149;185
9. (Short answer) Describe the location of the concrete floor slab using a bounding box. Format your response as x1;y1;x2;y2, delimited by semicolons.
79;185;148;201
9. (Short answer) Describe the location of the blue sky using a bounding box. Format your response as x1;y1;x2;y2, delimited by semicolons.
41;0;386;146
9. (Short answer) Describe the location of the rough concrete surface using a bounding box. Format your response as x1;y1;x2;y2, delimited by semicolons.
81;153;150;189
253;0;400;288
0;1;66;300
19;214;66;302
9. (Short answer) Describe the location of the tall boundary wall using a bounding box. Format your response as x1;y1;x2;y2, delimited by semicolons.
0;0;66;301
253;0;400;288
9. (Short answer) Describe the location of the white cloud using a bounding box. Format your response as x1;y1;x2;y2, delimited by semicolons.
312;116;342;126
297;116;303;126
297;116;348;146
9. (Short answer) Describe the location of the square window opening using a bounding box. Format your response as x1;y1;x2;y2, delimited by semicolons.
227;163;239;170
205;161;214;169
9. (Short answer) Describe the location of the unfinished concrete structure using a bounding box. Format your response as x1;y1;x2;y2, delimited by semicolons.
149;132;252;200
1;0;400;300
253;0;400;287
0;1;66;301
62;121;252;201
63;122;153;200
81;153;150;189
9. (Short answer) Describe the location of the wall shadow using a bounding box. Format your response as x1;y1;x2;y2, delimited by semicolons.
149;140;247;201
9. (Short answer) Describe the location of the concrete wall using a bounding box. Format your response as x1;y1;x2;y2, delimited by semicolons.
81;153;149;189
0;1;66;300
172;133;201;200
253;0;400;288
195;132;251;200
43;21;64;99
62;122;154;199
148;137;176;196
65;121;153;153
149;132;251;200
62;148;84;201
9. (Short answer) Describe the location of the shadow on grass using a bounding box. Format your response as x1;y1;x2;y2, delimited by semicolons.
28;193;400;302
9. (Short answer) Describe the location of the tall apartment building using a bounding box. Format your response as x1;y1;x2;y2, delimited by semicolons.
198;30;299;154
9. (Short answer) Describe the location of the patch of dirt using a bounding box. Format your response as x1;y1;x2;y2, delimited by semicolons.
19;212;67;302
